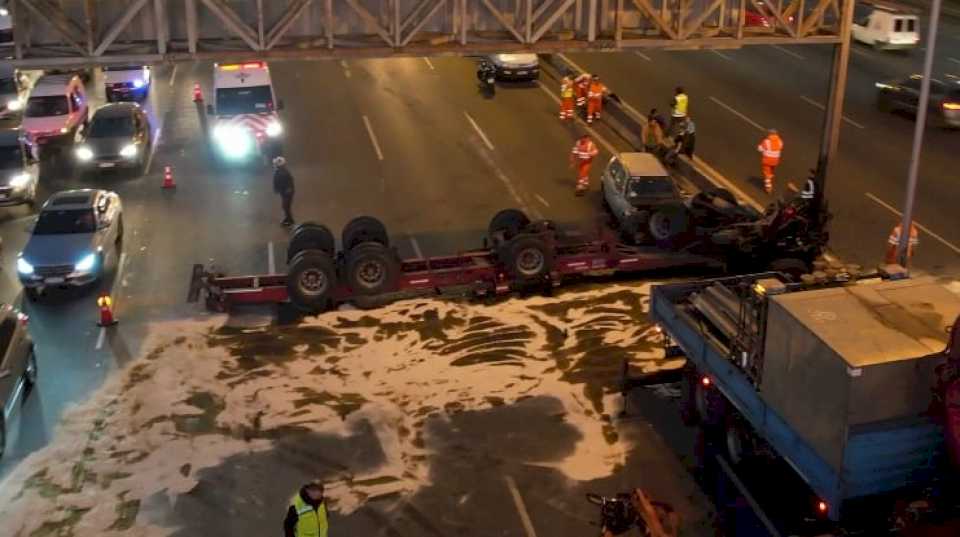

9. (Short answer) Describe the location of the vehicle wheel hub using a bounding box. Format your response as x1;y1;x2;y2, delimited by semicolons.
357;260;386;288
298;268;328;297
516;248;545;276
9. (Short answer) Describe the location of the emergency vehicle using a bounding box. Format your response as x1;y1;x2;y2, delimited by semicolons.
207;61;283;163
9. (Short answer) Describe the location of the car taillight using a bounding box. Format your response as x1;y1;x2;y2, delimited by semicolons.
943;102;960;110
242;61;264;69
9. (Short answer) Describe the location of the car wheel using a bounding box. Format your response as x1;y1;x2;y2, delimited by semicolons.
25;347;38;387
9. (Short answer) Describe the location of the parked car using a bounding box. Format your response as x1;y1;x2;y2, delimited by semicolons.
876;74;960;128
601;152;686;245
17;189;123;300
0;304;36;459
103;65;151;102
744;2;796;28
486;54;539;81
21;74;88;150
0;127;38;207
0;4;12;45
0;63;39;120
75;103;151;173
853;5;919;50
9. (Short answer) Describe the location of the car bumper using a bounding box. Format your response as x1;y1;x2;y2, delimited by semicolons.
876;41;918;50
0;186;34;206
21;270;98;288
495;66;539;80
78;157;140;170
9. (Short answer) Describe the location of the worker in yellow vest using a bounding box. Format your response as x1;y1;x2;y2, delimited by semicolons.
559;76;575;120
284;482;329;537
670;86;688;132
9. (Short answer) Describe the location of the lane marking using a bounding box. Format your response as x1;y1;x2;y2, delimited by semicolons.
535;194;550;207
423;57;435;70
410;236;424;259
267;241;276;274
772;45;804;60
362;115;384;161
866;192;960;255
464;111;495;151
634;51;652;61
168;64;178;87
709;96;766;132
144;127;162;175
710;49;733;61
505;476;539;537
112;252;128;294
557;53;589;74
950;57;960;66
470;137;541;220
96;327;106;350
534;82;618;155
340;60;352;78
800;96;866;129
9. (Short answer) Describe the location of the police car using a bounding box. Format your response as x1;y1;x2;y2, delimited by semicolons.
103;65;151;102
207;61;284;163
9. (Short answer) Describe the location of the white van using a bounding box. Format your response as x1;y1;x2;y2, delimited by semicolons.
852;6;920;50
21;74;88;149
207;61;283;163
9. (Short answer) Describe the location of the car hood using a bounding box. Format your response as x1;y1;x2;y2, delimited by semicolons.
22;115;69;133
22;233;97;267
492;54;538;68
104;71;145;84
85;136;134;155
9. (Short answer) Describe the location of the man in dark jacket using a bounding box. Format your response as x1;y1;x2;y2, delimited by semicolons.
272;156;295;226
283;481;328;537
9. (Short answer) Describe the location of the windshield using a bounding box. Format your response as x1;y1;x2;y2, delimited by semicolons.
25;96;69;117
0;144;23;169
0;78;16;94
629;178;675;198
104;65;143;72
34;209;96;235
215;86;273;115
89;116;134;138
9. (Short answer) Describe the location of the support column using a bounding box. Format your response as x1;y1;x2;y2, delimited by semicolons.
186;0;198;54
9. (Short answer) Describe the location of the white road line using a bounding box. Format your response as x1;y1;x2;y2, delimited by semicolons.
471;138;541;219
535;82;618;155
709;96;766;132
772;45;804;60
144;127;162;175
634;51;652;61
799;96;866;129
95;327;106;350
557;53;589;75
505;476;539;537
267;241;276;273
464;111;495;151
423;57;435;70
168;64;178;87
535;194;550;207
409;236;424;259
710;49;733;61
112;252;128;294
340;60;351;78
865;192;960;255
362;115;384;161
950;57;960;66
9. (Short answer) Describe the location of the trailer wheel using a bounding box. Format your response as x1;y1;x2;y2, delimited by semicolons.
695;375;727;428
287;250;337;311
488;209;530;243
287;223;336;262
725;416;755;466
342;216;389;251
649;204;690;249
768;257;810;282
503;234;553;282
344;241;400;296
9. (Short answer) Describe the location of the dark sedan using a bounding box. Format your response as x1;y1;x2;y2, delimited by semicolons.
74;102;151;173
0;303;36;458
876;75;960;128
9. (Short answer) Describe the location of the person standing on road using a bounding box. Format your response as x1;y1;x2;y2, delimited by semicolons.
284;481;328;537
273;156;295;227
586;75;609;124
885;221;919;267
670;86;689;131
559;75;575;120
645;110;665;156
679;116;696;158
574;73;592;109
757;129;783;194
570;134;599;196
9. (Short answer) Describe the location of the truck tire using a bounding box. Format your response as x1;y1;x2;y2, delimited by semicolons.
502;234;553;283
488;209;530;243
695;376;728;428
286;250;337;311
342;216;389;252
768;257;810;282
649;204;690;249
724;416;755;466
287;223;336;262
343;241;400;296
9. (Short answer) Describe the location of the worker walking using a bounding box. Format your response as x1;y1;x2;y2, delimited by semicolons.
885;221;919;266
574;73;592;108
645;109;666;156
559;76;575;120
670;86;689;131
586;75;608;124
757;129;783;194
283;481;329;537
273;156;295;226
570;134;599;195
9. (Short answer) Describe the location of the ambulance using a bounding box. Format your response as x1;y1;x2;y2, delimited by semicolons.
207;61;283;163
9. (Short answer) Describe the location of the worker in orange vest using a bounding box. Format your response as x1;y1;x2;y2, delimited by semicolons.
757;129;783;194
586;75;608;124
559;76;575;120
574;73;592;108
570;134;599;195
885;221;919;266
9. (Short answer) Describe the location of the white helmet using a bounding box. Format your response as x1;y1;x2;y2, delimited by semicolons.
272;156;286;167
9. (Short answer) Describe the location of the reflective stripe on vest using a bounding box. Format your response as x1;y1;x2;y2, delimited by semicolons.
572;141;597;159
760;136;782;160
673;93;688;116
291;495;328;537
888;225;919;246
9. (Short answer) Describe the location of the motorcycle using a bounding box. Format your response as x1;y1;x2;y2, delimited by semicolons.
586;490;678;537
477;61;496;97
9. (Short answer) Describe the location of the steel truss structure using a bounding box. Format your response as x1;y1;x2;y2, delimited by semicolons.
5;0;848;67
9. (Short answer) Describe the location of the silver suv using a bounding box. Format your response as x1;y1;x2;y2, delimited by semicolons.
17;189;123;300
0;304;36;459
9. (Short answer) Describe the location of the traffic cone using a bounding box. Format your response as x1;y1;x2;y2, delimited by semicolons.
97;293;117;327
162;165;176;189
193;83;203;103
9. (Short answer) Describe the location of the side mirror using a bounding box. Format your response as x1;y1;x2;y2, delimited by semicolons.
276;100;285;111
206;104;214;115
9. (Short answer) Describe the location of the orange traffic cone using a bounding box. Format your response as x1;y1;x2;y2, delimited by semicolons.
193;83;203;103
97;293;117;327
162;165;176;189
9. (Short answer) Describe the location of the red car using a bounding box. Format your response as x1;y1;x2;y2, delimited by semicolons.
745;3;796;28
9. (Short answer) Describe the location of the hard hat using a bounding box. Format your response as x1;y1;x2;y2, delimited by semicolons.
272;156;286;167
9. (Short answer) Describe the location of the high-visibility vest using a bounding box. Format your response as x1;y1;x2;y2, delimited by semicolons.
291;495;328;537
672;93;688;117
572;139;598;161
888;223;919;248
758;135;783;166
575;74;591;90
560;80;574;99
587;81;606;100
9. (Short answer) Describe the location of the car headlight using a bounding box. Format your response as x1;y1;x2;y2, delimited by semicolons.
0;7;8;17
213;125;253;159
875;82;894;90
120;144;138;158
75;253;97;273
9;173;30;188
265;121;283;137
132;79;144;89
6;99;22;111
17;257;33;275
59;127;69;134
75;146;94;161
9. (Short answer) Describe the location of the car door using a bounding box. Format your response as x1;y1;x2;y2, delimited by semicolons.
898;77;922;111
608;160;631;221
0;312;22;416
